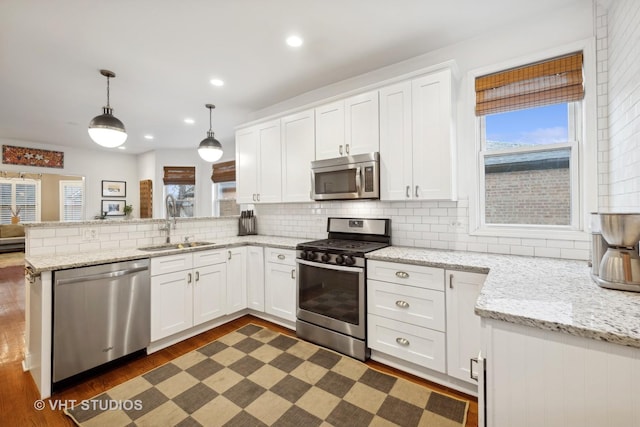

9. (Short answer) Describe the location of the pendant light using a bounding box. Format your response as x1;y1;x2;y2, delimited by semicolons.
88;69;127;148
198;104;223;162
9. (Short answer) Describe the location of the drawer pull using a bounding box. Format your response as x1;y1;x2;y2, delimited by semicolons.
277;254;285;260
395;300;410;309
470;357;479;381
395;271;409;279
396;337;410;346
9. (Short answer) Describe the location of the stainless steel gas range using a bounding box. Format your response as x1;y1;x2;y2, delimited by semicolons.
295;217;391;361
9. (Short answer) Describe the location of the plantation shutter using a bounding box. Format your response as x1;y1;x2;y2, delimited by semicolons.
0;183;11;223
16;182;37;222
61;181;84;221
475;51;584;116
211;161;236;183
163;166;195;185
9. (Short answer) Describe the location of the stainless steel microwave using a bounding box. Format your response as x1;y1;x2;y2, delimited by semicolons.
311;152;380;200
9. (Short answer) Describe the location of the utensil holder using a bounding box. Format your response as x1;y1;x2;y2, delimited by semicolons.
238;216;257;236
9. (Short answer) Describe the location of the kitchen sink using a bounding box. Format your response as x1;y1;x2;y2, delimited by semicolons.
138;241;215;252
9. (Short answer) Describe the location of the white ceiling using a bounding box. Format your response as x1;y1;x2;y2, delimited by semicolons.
0;0;582;156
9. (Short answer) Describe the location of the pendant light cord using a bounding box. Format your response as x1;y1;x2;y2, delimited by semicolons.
208;106;213;132
106;75;111;108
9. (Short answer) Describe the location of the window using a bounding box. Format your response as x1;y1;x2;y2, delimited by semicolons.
475;52;584;231
163;166;196;218
0;178;40;223
60;180;84;221
211;161;239;217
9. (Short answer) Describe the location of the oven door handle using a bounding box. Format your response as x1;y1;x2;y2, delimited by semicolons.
296;259;363;273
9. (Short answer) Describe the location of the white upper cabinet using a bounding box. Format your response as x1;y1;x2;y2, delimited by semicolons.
281;109;315;202
235;119;282;203
315;90;379;160
380;68;456;201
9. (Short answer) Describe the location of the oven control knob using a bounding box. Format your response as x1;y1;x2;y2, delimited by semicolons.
306;251;317;261
321;253;330;262
335;255;344;265
344;255;355;266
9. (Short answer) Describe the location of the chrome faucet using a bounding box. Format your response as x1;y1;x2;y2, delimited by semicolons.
162;194;177;243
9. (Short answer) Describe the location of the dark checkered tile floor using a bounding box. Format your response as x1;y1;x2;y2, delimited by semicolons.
66;325;468;426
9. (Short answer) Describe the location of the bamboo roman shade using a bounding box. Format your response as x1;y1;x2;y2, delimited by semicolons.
211;160;236;183
475;52;584;116
163;166;195;185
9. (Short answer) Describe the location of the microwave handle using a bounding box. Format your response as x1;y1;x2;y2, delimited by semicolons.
355;166;361;194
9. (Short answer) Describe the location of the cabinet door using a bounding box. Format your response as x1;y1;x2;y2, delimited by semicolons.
226;247;247;314
257;120;282;203
445;270;485;383
246;246;265;311
235;126;259;204
193;263;226;326
264;262;296;322
281;110;315;202
379;81;413;200
412;69;456;200
315;100;345;160
344;90;379;156
151;270;192;341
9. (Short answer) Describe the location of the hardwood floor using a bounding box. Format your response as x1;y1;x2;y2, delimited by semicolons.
0;261;478;426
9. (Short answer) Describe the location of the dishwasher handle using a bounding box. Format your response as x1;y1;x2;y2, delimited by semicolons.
55;265;149;286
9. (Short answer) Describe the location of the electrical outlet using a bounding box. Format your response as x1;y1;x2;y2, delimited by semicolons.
83;228;97;241
451;221;467;232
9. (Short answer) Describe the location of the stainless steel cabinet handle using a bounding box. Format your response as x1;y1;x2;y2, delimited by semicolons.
277;254;285;260
252;194;256;201
396;337;410;346
395;300;410;309
449;274;454;289
415;185;419;198
406;185;410;198
470;357;479;381
187;272;192;284
395;271;409;279
291;269;295;279
345;143;350;154
195;271;200;282
228;250;232;260
257;193;260;202
339;145;343;155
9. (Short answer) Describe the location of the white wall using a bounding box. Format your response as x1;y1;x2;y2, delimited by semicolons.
604;0;640;210
0;137;138;220
250;1;595;260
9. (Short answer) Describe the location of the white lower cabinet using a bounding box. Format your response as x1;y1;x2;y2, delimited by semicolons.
264;247;296;322
367;260;446;373
445;270;486;384
151;248;247;341
246;246;265;311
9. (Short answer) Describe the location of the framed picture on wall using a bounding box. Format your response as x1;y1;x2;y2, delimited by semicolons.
102;200;126;216
102;180;126;197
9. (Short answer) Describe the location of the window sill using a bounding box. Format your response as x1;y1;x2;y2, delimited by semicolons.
470;225;590;241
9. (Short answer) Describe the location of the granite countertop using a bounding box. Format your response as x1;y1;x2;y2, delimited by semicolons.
25;235;306;273
367;246;640;349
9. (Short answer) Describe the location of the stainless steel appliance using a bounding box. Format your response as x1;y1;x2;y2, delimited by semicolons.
311;152;380;200
53;259;150;383
591;212;640;292
296;217;390;360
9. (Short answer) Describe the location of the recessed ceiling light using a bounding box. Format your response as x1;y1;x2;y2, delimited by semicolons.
144;134;154;140
184;118;195;124
210;78;224;87
117;146;126;150
286;35;303;47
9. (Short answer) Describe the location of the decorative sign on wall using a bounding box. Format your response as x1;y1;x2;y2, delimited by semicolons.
2;145;64;168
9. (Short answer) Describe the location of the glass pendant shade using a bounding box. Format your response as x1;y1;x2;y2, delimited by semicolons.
198;104;223;162
88;106;127;148
88;70;127;148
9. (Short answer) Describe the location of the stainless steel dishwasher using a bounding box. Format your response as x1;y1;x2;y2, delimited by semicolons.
52;258;150;383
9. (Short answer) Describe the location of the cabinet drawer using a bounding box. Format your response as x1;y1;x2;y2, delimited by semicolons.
151;253;193;276
368;279;445;331
368;315;445;373
265;247;296;265
367;260;444;290
193;249;227;267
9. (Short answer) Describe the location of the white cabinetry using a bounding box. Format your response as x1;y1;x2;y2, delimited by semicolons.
225;247;247;314
246;246;265;311
281;110;315;202
315;91;379;160
367;260;446;372
379;68;456;200
264;247;297;322
445;270;485;384
236;119;282;203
